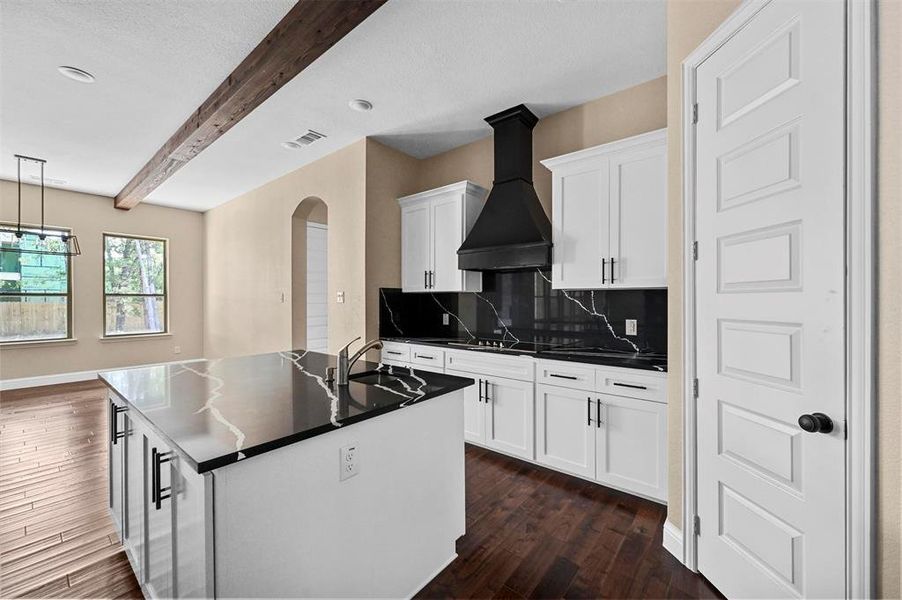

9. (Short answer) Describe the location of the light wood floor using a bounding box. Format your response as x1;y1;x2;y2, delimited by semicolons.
0;380;141;599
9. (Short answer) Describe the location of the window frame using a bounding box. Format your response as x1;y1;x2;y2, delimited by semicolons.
0;222;74;344
102;232;169;339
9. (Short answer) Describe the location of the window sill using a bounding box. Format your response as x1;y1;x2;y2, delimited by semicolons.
99;333;172;343
0;338;78;348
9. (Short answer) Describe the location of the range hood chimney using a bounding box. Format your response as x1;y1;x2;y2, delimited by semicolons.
457;104;552;271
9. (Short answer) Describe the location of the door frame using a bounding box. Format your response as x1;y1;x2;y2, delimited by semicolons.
679;0;877;597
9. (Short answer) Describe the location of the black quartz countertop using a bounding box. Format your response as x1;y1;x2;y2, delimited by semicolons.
99;350;474;473
383;337;668;373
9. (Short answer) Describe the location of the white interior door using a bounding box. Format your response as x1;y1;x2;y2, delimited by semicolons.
694;1;846;597
401;202;431;292
430;193;462;292
306;223;328;353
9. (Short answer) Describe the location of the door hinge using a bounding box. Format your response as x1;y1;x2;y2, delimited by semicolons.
692;103;699;124
694;515;701;536
693;378;699;398
692;241;698;261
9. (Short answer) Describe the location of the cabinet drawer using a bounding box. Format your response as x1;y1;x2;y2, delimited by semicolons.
410;345;445;369
536;359;596;391
445;350;534;382
381;342;410;363
596;367;666;403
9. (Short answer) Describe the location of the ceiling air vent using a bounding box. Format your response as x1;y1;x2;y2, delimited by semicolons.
282;130;327;150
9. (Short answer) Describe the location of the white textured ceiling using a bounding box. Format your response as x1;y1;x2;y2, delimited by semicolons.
0;0;295;198
1;0;666;212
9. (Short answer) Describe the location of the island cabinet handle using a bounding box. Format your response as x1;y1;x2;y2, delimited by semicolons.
612;382;647;391
110;404;127;445
151;448;174;510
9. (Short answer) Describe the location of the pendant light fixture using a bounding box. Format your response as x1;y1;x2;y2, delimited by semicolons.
1;154;80;256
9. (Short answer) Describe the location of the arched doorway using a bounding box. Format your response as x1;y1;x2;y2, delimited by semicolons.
291;197;328;351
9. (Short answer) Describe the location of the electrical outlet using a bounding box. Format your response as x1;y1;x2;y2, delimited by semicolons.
173;346;181;354
625;319;638;336
442;313;450;326
339;443;359;481
336;291;345;304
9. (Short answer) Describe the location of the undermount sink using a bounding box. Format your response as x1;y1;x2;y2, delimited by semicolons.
348;371;406;386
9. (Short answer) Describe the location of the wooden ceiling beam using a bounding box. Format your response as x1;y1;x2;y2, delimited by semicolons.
114;0;387;209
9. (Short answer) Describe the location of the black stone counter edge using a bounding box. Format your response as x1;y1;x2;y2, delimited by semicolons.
99;372;475;475
382;338;668;373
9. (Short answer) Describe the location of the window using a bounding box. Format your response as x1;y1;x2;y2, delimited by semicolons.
0;225;73;343
103;234;167;337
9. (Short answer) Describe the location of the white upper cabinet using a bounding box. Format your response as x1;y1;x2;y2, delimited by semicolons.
399;181;487;293
541;129;667;290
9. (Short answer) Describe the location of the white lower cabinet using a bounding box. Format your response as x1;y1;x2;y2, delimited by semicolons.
535;385;596;479
483;376;534;460
108;394;212;599
594;393;667;501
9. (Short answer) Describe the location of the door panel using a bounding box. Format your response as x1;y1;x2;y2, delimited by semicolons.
695;1;846;597
144;432;173;599
608;142;667;287
535;384;595;478
108;395;124;534
401;203;431;292
123;414;144;580
551;161;609;289
448;369;484;443
430;193;463;292
484;376;534;460
595;394;666;501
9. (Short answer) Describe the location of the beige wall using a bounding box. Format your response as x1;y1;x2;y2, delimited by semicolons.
290;198;328;349
417;76;667;217
877;1;901;595
205;141;366;358
0;181;204;380
665;0;901;594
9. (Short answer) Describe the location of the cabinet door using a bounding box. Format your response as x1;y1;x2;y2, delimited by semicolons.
430;192;464;292
595;394;667;501
608;141;667;288
401;202;432;292
484;376;534;460
535;385;596;479
108;395;125;534
551;160;610;289
123;413;144;580
172;463;211;598
447;369;484;444
144;430;174;599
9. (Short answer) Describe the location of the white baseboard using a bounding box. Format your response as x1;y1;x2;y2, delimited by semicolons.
663;520;684;563
0;358;205;391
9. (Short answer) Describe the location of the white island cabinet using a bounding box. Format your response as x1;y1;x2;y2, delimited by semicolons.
102;352;470;599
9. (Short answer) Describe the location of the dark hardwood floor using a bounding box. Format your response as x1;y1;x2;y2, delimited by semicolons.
0;380;141;599
1;380;720;599
417;445;723;599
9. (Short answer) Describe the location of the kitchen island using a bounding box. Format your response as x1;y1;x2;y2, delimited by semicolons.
100;350;473;599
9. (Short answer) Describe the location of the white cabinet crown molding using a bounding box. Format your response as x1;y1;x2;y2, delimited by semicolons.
397;180;488;208
540;128;667;171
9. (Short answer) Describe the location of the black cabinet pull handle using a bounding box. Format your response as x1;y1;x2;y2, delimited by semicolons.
429;271;434;289
612;382;647;390
424;271;428;288
550;373;578;380
485;381;491;403
111;404;127;445
610;257;615;283
596;399;603;427
601;258;606;284
152;447;174;510
587;397;593;425
416;354;435;360
478;379;484;403
385;350;403;356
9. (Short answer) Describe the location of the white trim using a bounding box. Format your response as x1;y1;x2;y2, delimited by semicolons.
99;332;172;342
663;520;683;562
0;357;206;391
539;128;667;169
679;0;876;595
0;337;78;348
397;180;487;207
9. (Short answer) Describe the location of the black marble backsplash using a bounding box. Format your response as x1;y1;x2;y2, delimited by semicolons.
379;270;666;354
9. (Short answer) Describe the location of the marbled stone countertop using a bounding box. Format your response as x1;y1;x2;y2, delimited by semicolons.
99;350;473;473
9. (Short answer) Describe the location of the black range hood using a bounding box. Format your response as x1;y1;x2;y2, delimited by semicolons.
457;104;552;272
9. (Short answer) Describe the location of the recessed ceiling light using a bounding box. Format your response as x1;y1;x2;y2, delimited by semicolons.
57;66;95;83
348;99;373;112
281;140;302;150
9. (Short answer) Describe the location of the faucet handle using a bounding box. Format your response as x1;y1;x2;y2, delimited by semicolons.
339;336;362;355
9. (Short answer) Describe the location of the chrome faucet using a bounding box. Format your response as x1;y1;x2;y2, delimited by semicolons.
333;336;383;386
